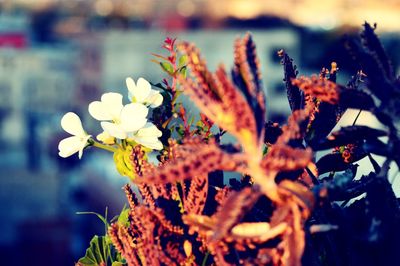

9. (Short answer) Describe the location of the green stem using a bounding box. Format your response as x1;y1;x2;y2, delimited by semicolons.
201;251;210;266
92;141;117;153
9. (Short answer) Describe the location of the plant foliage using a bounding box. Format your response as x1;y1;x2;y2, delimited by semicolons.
73;23;400;266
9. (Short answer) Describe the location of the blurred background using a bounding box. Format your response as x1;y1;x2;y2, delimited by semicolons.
0;0;399;265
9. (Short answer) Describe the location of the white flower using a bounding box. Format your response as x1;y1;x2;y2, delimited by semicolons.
131;122;163;150
88;92;148;139
126;77;163;108
58;112;91;159
96;131;115;145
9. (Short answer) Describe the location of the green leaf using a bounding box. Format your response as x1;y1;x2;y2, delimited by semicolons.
112;262;124;266
76;212;108;227
188;115;195;125
178;55;187;68
78;257;96;266
263;144;268;156
94;236;105;263
78;236;106;266
117;206;130;227
77;207;109;234
179;66;187;78
177;126;185;137
160;62;174;75
101;235;109;265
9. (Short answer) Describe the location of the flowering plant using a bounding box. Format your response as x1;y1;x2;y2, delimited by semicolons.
60;23;400;266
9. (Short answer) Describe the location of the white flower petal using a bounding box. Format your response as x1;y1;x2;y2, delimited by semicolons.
147;90;163;108
133;136;163;150
61;112;86;136
133;123;163;150
101;92;123;106
136;122;162;138
120;103;148;132
97;131;115;145
58;136;83;158
78;135;91;159
126;77;136;94
101;92;124;119
97;131;110;141
88;101;112;121
126;77;137;102
101;121;127;139
134;77;152;103
121;118;147;133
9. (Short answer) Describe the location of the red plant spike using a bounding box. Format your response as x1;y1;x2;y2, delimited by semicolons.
134;138;247;185
292;75;340;105
177;42;259;150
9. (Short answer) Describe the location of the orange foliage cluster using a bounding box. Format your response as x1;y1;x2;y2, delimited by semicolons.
78;23;400;266
292;76;340;105
104;33;332;266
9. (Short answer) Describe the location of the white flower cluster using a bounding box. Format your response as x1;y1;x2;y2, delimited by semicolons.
58;77;164;158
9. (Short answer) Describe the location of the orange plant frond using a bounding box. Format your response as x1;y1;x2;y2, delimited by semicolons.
240;248;283;265
164;242;188;265
232;33;266;140
214;64;259;146
108;224;125;256
214;246;235;266
134;138;247;184
150;183;171;199
306;98;320;130
124;205;187;265
212;187;261;240
266;182;315;266
135;205;185;235
214;186;233;206
261;145;313;173
276;108;311;145
292;75;340;105
233;33;263;101
138;227;161;266
228;222;287;245
108;224;142;266
184;217;289;260
126;208;166;266
159;138;180;163
183;213;216;237
184;175;208;215
283;202;306;266
177;42;221;101
177;41;262;148
131;145;155;177
176;43;229;130
123;184;139;210
137;183;156;209
128;211;145;240
267;200;309;266
278;180;315;216
298;167;319;188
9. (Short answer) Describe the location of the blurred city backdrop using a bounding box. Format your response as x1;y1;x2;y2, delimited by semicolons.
0;0;399;265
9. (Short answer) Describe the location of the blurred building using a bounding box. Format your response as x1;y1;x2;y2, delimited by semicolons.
3;0;400;31
102;29;300;115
